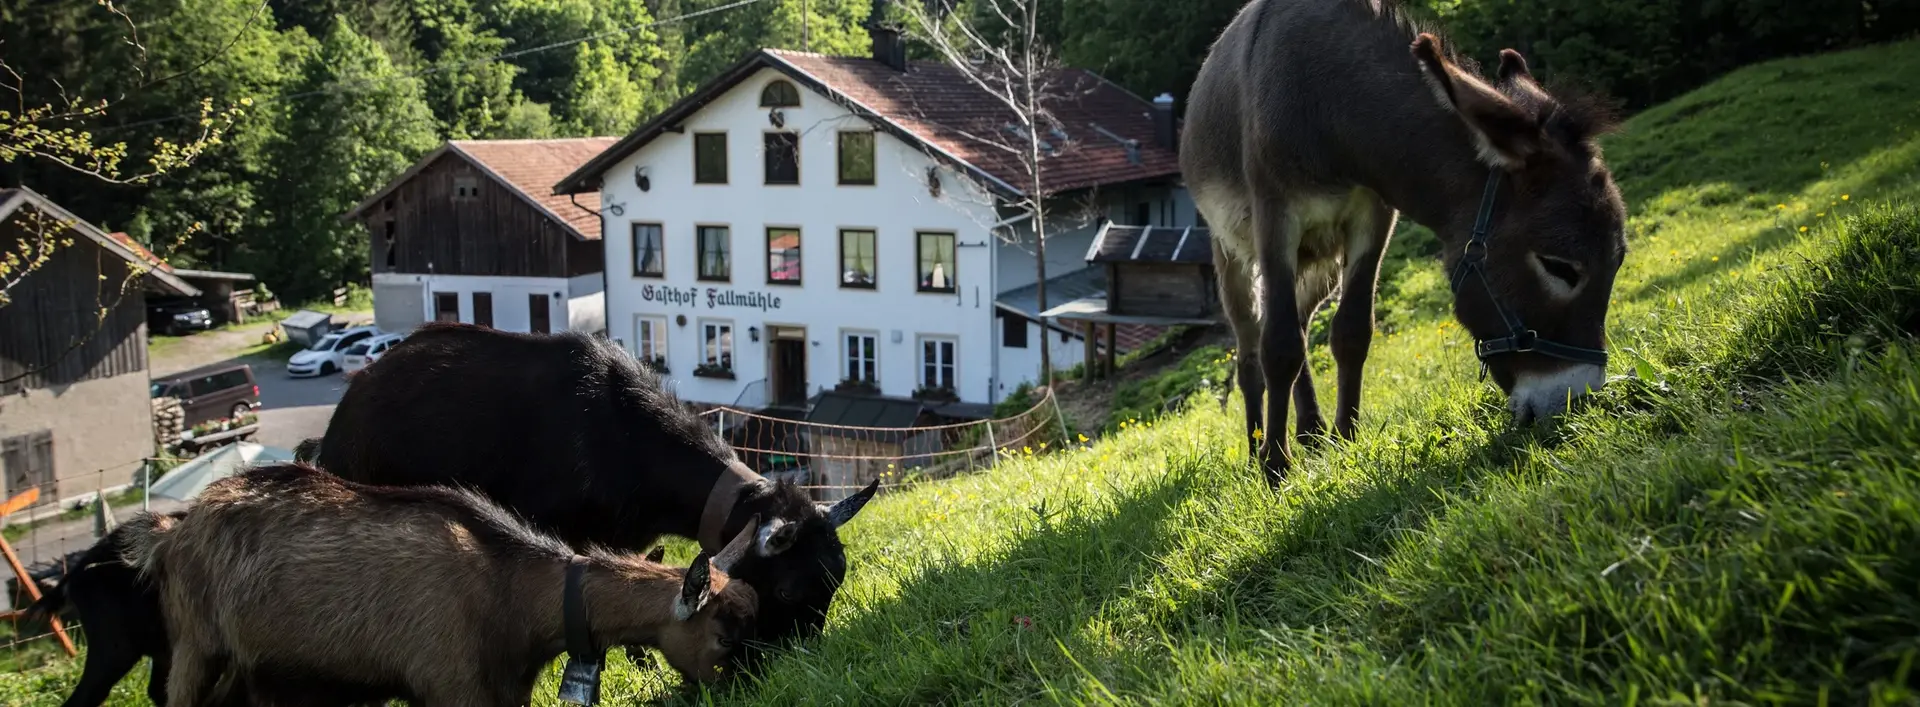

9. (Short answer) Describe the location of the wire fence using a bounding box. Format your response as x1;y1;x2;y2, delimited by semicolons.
0;388;1071;673
701;386;1069;501
0;456;184;672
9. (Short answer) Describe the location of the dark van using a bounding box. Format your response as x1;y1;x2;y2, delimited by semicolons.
151;363;261;426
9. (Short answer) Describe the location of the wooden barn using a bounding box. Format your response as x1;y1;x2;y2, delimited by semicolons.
346;138;616;335
0;188;198;509
1040;223;1220;378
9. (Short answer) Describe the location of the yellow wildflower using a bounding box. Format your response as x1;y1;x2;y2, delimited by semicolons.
1711;256;1719;262
1800;226;1809;233
1842;194;1851;201
1077;434;1089;443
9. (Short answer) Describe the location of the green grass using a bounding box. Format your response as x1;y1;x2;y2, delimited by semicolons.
145;283;374;360
10;40;1920;706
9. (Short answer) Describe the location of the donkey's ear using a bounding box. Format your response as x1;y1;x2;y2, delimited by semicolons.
674;551;715;621
755;517;800;557
1411;33;1543;170
1496;49;1533;83
817;479;879;529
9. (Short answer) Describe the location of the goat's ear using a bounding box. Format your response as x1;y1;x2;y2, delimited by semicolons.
715;514;758;573
644;546;666;564
755;517;799;557
674;551;715;621
818;479;879;529
1411;33;1543;170
1496;49;1532;83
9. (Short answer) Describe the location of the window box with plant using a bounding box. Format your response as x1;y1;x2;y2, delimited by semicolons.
642;354;669;375
834;377;881;396
693;363;735;380
911;384;958;404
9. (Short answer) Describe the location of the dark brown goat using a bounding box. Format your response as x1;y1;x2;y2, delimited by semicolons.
123;464;760;707
1183;0;1629;485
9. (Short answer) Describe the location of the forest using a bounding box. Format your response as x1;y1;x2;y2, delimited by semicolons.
3;0;1913;302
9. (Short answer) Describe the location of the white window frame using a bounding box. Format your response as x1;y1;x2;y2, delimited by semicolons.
843;330;878;383
635;315;668;363
918;335;957;391
700;319;735;369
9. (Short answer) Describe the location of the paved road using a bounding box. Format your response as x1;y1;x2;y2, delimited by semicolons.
247;355;350;450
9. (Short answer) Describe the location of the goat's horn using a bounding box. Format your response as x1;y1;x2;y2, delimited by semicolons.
714;513;759;574
644;545;666;564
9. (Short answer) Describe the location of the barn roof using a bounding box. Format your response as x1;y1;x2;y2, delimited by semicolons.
346;137;620;240
1086;223;1214;264
0;188;197;296
995;267;1166;353
553;49;1181;198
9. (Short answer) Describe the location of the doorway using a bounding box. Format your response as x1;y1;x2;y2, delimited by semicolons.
768;325;808;408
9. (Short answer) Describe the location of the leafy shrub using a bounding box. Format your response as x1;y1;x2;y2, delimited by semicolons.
1106;345;1232;431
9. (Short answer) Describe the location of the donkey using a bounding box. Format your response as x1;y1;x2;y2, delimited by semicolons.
123;463;762;707
1182;0;1628;484
315;323;878;672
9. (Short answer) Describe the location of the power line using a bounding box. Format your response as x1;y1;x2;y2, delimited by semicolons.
105;0;773;133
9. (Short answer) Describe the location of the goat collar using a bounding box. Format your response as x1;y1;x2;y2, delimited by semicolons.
563;555;596;662
697;462;762;553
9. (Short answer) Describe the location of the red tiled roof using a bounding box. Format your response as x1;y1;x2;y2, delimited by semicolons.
452;138;619;240
555;50;1181;197
106;231;173;273
769;51;1180;194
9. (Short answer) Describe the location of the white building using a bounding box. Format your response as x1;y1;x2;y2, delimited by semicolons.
554;33;1195;413
349;138;617;336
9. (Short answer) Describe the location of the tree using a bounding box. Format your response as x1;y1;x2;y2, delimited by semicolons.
1;0;243;304
895;0;1079;384
564;42;649;135
251;16;437;303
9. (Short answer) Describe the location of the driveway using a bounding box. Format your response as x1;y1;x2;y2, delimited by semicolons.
246;355;351;450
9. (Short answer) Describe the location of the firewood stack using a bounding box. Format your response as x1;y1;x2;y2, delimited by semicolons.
153;396;185;449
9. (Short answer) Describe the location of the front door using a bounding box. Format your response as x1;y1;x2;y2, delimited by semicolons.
769;326;807;407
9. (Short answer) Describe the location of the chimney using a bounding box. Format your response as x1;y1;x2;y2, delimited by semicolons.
1152;93;1176;150
868;0;908;72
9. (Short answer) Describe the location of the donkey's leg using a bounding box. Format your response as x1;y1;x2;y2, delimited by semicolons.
1213;239;1265;461
164;645;226;707
1253;196;1307;486
1330;200;1397;440
1292;270;1338;449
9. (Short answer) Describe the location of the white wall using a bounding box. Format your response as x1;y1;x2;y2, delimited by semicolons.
567;272;606;335
600;67;1004;406
994;313;1087;397
372;272;587;334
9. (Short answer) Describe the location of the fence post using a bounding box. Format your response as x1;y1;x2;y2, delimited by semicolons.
1049;389;1072;445
143;459;151;512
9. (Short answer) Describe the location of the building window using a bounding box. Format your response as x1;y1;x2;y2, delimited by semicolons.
700;320;734;372
694;132;728;184
760;80;801;108
1135;202;1151;226
919;336;956;391
767;227;802;285
453;176;479;200
529;294;552;334
764;132;799;185
433;292;459;322
838;131;875;185
383;221;397;269
917;231;956;293
636;315;667;370
473;292;494;328
844;332;877;383
1002;314;1028;348
632;223;664;277
697;226;730;281
840;229;876;289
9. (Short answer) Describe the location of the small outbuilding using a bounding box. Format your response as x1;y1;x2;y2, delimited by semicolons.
1040;223;1221;378
278;310;335;348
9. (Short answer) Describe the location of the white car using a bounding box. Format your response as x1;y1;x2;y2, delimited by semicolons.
342;333;406;374
287;325;382;377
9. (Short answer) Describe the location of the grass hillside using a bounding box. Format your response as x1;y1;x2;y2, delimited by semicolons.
10;40;1920;707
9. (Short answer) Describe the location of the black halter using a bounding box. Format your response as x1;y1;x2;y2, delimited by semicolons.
1448;171;1610;377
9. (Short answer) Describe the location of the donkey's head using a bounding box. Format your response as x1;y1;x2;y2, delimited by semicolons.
1412;34;1629;423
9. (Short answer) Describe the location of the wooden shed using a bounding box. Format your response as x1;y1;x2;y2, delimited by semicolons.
1040;223;1220;378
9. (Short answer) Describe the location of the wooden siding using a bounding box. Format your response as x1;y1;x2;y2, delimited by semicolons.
1110;262;1214;318
361;153;580;278
0;220;149;395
